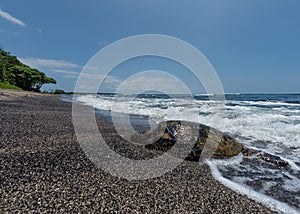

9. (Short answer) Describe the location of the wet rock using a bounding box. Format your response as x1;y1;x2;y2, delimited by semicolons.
136;120;244;160
242;148;289;167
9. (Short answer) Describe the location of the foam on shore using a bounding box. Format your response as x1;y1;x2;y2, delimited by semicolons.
207;159;299;214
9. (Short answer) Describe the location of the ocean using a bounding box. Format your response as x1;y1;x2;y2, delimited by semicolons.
67;93;300;213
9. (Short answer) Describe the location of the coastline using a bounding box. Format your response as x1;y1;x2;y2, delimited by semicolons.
0;89;276;213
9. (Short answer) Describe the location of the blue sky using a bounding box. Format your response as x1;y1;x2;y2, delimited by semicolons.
0;1;299;93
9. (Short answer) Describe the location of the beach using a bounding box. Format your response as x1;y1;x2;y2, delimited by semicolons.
0;89;276;213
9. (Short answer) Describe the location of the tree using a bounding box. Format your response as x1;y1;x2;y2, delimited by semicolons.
0;48;56;91
33;71;56;92
0;63;6;82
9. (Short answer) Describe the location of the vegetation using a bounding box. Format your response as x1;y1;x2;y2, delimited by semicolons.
53;89;66;94
0;49;56;91
0;82;21;90
42;89;73;94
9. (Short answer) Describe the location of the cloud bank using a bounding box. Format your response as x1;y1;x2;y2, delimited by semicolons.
19;57;79;69
19;57;81;79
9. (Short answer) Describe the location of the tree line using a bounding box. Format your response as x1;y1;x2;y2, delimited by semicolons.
0;49;56;91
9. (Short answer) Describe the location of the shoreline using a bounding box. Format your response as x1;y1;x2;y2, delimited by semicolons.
0;89;276;213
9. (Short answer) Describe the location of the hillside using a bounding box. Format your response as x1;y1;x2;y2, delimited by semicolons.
0;49;56;91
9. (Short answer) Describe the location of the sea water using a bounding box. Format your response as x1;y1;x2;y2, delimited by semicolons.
70;93;300;213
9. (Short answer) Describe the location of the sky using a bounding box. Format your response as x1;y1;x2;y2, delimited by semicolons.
0;0;299;93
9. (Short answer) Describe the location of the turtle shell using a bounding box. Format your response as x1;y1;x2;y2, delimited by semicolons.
132;120;244;161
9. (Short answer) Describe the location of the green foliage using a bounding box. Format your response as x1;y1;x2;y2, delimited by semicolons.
0;49;56;91
53;89;66;94
0;82;22;90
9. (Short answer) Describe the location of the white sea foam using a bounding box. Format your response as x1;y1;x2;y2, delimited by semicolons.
207;160;299;214
75;93;300;157
282;173;300;192
73;94;300;211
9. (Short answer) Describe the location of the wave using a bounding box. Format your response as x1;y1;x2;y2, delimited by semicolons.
207;159;300;213
71;93;300;212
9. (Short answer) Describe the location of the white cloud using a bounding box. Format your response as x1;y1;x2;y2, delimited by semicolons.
76;71;190;93
19;57;79;69
36;27;43;34
19;56;122;92
51;69;80;79
99;40;109;46
0;8;25;26
116;71;191;94
19;57;83;80
61;75;78;79
102;75;122;89
52;69;80;75
78;73;122;91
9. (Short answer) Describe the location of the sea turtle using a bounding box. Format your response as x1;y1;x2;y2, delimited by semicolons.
131;120;244;161
131;120;289;167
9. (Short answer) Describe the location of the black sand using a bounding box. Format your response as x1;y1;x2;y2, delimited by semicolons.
0;90;276;213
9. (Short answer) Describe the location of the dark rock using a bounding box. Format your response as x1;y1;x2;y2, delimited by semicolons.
242;148;289;167
137;120;244;160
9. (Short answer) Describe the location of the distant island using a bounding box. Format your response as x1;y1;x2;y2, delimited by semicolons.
0;49;56;92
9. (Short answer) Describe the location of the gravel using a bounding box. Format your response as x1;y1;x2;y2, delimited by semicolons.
0;89;277;213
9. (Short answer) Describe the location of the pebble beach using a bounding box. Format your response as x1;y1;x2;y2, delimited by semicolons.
0;89;277;213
